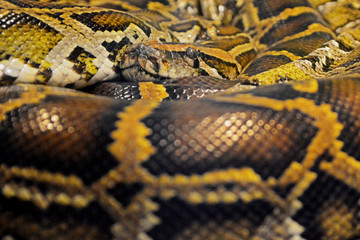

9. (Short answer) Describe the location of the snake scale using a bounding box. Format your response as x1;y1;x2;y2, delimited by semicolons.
1;0;360;239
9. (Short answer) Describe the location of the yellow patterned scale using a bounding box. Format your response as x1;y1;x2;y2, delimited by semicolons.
0;0;360;240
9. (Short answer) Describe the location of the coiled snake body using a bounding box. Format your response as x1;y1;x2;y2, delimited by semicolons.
1;0;360;239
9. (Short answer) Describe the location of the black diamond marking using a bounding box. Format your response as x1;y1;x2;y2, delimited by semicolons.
66;47;97;79
46;12;65;21
67;46;88;61
29;61;40;69
107;182;144;207
37;68;52;83
102;38;131;62
102;40;118;52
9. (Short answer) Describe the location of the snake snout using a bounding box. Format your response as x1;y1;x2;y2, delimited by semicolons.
119;43;165;81
120;42;202;81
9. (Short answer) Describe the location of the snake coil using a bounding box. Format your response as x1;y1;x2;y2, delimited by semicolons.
0;0;360;239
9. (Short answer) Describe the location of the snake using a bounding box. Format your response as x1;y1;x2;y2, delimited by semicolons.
1;0;360;239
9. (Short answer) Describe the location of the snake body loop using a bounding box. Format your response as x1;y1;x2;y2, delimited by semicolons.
1;0;360;239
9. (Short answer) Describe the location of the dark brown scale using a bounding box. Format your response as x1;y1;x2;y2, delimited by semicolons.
243;54;293;76
103;38;131;62
83;81;142;99
0;87;127;185
161;76;239;100
316;75;360;161
271;32;333;56
200;53;240;79
1;0;360;240
70;11;152;36
1;77;360;239
235;49;257;69
243;0;335;76
253;0;311;20
67;47;98;81
258;12;328;46
148;197;274;239
84;77;239;100
294;171;360;240
0;195;114;240
142;99;317;177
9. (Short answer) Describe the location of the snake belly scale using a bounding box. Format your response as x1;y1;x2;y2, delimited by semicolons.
1;0;360;239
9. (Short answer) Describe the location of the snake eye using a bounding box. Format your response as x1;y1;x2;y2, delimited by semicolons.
185;47;199;59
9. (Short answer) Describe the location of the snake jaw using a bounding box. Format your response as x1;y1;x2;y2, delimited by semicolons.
120;45;158;81
120;43;201;81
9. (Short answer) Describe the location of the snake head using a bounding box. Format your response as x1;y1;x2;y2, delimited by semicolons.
119;42;204;82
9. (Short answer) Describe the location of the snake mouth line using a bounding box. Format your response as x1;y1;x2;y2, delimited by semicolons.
121;64;170;82
119;44;170;82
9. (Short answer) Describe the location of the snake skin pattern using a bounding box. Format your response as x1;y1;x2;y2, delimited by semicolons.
1;0;360;239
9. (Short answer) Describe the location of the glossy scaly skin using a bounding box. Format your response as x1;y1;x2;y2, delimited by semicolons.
1;0;360;240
